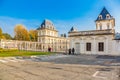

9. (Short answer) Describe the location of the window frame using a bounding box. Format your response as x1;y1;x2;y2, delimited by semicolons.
98;42;104;52
99;15;102;20
106;14;110;19
86;43;91;51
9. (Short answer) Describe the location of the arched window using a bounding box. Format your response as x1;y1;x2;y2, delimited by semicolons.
48;39;50;43
48;31;50;35
38;32;40;36
39;44;41;49
41;31;43;35
107;23;110;29
99;23;102;30
51;32;53;36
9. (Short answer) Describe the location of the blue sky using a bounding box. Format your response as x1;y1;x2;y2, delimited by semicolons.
0;0;120;36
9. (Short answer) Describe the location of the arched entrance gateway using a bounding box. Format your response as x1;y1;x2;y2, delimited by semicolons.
75;43;80;54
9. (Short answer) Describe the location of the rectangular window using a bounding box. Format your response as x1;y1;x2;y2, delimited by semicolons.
98;42;104;51
86;43;91;51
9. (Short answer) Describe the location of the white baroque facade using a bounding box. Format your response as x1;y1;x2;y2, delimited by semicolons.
68;7;120;55
0;20;69;53
37;19;69;52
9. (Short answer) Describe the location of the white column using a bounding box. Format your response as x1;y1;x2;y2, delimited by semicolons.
25;42;27;50
29;42;30;50
104;36;109;54
81;37;84;54
35;43;36;51
93;36;96;54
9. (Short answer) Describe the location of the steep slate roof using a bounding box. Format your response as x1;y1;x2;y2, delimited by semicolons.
70;27;74;32
36;25;41;30
69;26;77;32
37;19;55;30
96;7;112;21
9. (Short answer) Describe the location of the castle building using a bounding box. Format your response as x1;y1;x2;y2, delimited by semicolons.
37;19;69;52
68;7;120;55
0;7;119;55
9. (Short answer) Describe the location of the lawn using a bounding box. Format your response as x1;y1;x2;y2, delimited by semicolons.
0;49;54;57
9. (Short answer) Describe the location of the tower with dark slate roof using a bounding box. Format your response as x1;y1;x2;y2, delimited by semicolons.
95;7;115;31
36;19;68;52
37;19;56;30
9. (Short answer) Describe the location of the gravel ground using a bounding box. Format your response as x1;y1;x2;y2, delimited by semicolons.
0;54;119;80
0;61;119;80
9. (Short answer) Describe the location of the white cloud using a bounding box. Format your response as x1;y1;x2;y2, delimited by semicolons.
0;16;95;37
0;16;41;36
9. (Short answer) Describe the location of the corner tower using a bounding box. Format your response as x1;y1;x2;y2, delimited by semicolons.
95;7;115;31
37;19;58;42
37;19;58;37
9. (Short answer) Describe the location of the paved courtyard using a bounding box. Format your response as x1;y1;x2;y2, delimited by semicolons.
20;54;120;66
0;54;120;80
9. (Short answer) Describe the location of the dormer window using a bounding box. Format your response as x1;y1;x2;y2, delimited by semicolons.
106;14;110;19
99;15;102;20
48;25;50;29
42;25;45;28
43;25;45;28
50;26;52;29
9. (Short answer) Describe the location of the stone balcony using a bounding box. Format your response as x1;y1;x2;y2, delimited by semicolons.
68;29;115;37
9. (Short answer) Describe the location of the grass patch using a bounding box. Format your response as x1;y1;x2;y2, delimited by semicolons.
0;49;54;57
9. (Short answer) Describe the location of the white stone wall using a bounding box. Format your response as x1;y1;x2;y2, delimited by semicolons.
69;35;120;55
96;19;115;30
112;40;120;55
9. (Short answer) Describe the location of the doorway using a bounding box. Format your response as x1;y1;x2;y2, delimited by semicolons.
75;43;80;54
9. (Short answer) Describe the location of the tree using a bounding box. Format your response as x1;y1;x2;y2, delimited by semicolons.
0;28;2;37
14;24;30;41
3;33;13;40
0;27;5;39
29;30;38;41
